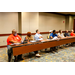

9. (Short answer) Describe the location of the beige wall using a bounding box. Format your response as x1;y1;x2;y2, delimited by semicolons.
0;12;18;34
0;36;8;46
39;12;65;32
69;16;73;30
65;16;69;30
65;15;73;31
22;12;39;33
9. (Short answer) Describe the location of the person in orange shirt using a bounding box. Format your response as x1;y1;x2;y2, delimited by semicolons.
70;30;75;36
7;29;23;62
70;30;75;46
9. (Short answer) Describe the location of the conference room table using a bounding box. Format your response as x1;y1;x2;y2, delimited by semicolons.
10;36;75;58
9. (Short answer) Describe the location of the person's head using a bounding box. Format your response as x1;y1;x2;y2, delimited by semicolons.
53;30;56;34
49;30;53;33
27;32;31;37
66;30;68;33
36;29;40;34
71;30;74;33
59;30;62;33
12;29;17;36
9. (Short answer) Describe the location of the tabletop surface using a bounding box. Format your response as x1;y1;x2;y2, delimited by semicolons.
10;36;75;48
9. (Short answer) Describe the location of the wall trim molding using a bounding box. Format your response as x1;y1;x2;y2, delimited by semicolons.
0;34;11;36
0;45;7;48
48;12;66;16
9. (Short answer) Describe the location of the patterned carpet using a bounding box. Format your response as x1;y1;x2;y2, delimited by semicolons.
0;45;75;62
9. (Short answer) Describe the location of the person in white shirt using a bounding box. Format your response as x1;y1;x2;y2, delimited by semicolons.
34;29;42;57
34;30;43;41
34;29;47;53
58;30;64;37
58;30;64;48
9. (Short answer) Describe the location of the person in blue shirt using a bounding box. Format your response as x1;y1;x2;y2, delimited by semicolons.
50;30;59;39
49;30;61;53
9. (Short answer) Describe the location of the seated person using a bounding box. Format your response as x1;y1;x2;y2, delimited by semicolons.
50;30;61;39
58;30;64;37
70;30;75;36
70;30;75;45
7;29;23;62
34;29;47;52
24;32;40;57
64;30;70;46
47;30;53;39
58;30;64;48
64;30;70;37
34;29;43;41
50;30;61;52
24;32;33;41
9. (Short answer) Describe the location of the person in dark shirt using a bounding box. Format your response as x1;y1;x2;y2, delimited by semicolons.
64;30;70;46
64;30;69;37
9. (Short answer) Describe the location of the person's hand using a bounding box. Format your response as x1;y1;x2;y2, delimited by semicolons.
60;37;62;39
25;37;28;40
39;36;42;39
41;36;42;38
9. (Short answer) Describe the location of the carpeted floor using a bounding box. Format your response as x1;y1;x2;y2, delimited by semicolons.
0;45;75;62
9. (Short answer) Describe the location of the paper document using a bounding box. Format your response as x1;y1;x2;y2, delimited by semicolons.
30;40;36;42
13;43;21;45
38;38;43;40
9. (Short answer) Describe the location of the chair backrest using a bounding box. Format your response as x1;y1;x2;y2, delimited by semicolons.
47;36;49;39
23;37;28;44
47;34;50;39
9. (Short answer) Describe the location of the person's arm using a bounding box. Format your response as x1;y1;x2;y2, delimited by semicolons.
18;40;23;43
39;34;43;38
9;40;18;43
57;35;62;38
31;36;34;40
9;39;22;44
50;33;53;39
24;36;29;42
50;36;53;39
66;33;70;37
41;36;43;38
8;37;18;43
25;37;28;40
55;34;61;38
18;35;23;43
70;33;72;36
29;36;34;40
39;36;43;39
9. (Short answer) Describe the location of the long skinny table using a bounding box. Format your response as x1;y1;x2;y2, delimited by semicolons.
11;36;75;56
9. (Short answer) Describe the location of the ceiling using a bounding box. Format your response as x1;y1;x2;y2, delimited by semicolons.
56;12;75;15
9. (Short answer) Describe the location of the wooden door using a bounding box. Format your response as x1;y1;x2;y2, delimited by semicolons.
73;19;75;33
